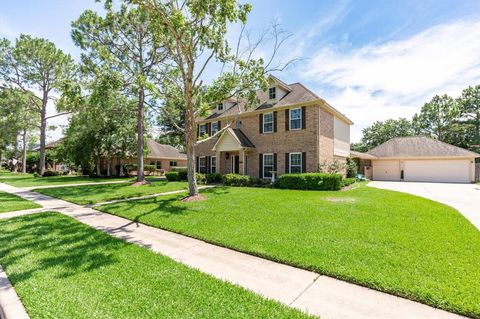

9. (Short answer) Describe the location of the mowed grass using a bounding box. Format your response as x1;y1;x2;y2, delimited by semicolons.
0;213;310;319
98;185;480;318
0;172;130;187
0;192;41;213
35;180;188;205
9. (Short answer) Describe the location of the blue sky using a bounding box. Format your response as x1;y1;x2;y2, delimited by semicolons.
1;0;480;141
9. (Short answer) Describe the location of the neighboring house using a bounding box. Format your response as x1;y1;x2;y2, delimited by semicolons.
194;75;353;179
101;139;187;176
34;138;65;171
353;136;480;183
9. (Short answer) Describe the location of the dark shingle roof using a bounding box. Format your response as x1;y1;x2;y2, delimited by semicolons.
146;140;186;159
231;128;255;148
367;136;480;158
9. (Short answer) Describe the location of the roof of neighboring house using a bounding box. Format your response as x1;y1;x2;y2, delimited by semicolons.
350;151;377;159
198;76;352;125
146;140;187;160
33;138;64;151
367;136;480;158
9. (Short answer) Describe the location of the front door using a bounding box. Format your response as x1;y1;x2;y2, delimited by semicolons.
231;155;240;174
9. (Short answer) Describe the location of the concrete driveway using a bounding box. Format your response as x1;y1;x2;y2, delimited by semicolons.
369;181;480;231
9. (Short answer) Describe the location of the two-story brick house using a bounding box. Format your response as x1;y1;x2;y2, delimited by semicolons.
194;76;352;180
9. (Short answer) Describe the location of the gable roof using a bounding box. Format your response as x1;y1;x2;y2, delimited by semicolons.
212;128;255;151
367;136;480;158
146;140;186;160
198;77;353;125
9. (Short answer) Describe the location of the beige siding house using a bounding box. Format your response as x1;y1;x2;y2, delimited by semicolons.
194;76;353;179
356;137;480;183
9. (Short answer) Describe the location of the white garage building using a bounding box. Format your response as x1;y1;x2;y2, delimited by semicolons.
366;137;479;183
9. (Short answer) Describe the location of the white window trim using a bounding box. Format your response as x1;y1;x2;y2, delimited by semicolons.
211;156;216;173
289;108;302;131
263;153;274;179
268;87;276;99
262;112;274;133
199;156;206;173
289;152;302;174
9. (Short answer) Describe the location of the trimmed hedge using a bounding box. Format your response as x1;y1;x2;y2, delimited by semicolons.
274;173;342;191
206;173;222;184
222;173;252;187
341;177;356;187
165;171;180;181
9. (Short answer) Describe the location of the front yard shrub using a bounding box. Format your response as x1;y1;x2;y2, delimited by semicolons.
205;173;222;184
341;177;356;187
165;171;179;181
222;173;252;187
171;167;188;181
275;173;342;191
42;170;61;177
196;173;206;184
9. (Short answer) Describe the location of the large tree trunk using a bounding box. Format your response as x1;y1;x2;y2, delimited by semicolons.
185;74;198;197
22;129;27;173
38;96;48;176
136;89;145;183
119;159;124;177
96;156;101;176
106;157;111;177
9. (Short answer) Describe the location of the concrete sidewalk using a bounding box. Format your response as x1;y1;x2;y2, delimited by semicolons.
0;183;465;319
22;180;130;190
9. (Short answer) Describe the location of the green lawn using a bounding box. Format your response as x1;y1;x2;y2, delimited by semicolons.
35;180;188;205
0;173;131;187
0;213;310;319
98;185;480;318
0;191;41;213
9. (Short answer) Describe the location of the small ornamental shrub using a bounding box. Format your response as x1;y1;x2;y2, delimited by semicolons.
205;173;222;184
275;173;342;191
42;170;61;177
222;173;252;187
196;173;206;184
341;177;356;187
171;167;188;181
165;171;179;181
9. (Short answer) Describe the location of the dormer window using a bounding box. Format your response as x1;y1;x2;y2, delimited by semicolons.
268;87;276;99
217;103;224;111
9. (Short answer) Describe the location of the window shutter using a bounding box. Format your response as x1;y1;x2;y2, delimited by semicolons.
301;106;306;129
259;153;263;178
273;153;277;174
207;123;212;136
206;156;211;173
273;111;277;132
285;109;289;131
218;121;222;129
302;152;306;173
196;125;200;138
196;156;199;173
259;114;263;134
285;153;289;174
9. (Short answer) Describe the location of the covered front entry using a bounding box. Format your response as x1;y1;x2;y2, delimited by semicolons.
212;128;255;176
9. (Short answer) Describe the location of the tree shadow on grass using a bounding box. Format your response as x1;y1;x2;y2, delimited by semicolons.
0;212;123;284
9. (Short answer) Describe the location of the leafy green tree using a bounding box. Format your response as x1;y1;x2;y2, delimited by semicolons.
0;35;76;175
356;118;415;151
134;0;286;197
72;5;168;183
412;94;459;141
458;85;480;151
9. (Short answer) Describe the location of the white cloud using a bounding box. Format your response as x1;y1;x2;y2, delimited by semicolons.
301;19;480;142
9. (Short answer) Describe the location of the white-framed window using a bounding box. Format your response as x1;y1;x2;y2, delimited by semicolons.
263;112;273;133
289;152;302;173
290;108;302;130
199;124;207;136
268;87;276;99
263;153;274;179
211;156;216;173
211;122;219;135
199;156;206;173
150;160;162;170
218;103;223;111
169;161;177;167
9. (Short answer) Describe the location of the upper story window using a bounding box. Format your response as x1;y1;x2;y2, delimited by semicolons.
211;122;219;135
263;112;273;133
199;124;207;136
217;103;224;111
289;153;302;173
268;87;276;99
290;108;302;130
